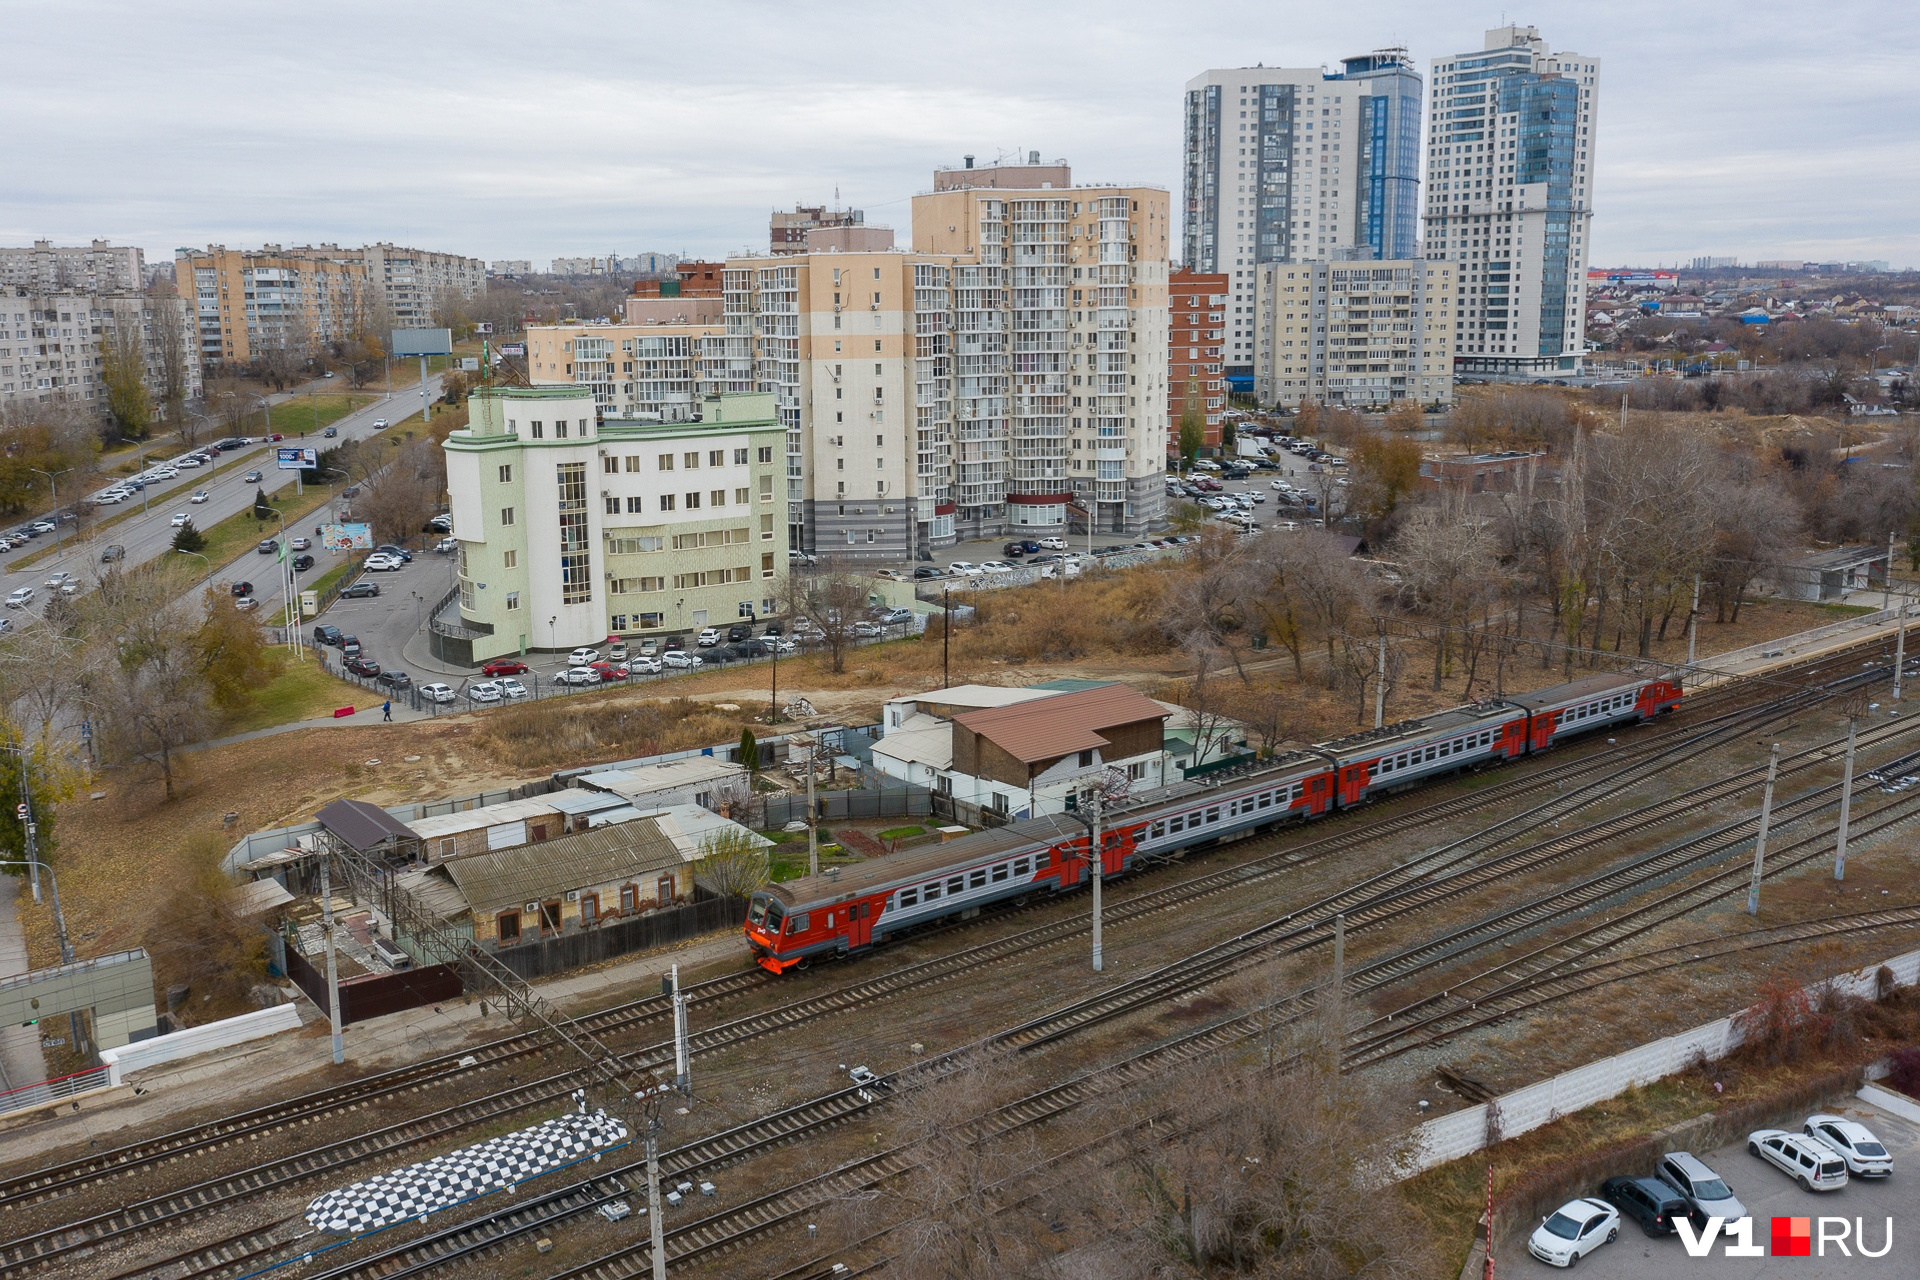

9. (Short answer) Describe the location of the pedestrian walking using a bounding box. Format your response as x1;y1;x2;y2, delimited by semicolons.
382;700;392;722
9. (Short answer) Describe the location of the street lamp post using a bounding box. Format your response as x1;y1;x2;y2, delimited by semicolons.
174;548;215;593
28;467;72;554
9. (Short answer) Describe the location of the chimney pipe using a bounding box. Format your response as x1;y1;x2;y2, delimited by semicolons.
963;154;974;169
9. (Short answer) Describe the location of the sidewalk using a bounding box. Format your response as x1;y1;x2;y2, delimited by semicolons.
0;878;47;1095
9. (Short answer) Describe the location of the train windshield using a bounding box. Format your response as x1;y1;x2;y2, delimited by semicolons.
765;901;785;934
748;894;768;927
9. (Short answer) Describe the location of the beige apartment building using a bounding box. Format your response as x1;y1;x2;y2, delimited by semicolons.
176;242;483;366
1253;257;1455;408
525;318;749;423
0;287;200;412
0;240;145;294
715;157;1170;560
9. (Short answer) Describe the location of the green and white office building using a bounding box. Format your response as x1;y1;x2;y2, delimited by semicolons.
443;385;789;661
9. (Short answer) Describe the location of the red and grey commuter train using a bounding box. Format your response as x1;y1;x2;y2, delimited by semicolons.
745;671;1682;973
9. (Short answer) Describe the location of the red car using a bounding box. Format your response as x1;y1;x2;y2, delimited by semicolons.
588;661;628;682
482;659;530;677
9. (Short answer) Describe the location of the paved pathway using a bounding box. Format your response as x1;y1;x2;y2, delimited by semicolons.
0;877;47;1096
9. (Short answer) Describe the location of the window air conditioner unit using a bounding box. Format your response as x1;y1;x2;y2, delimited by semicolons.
565;890;580;903
523;901;539;913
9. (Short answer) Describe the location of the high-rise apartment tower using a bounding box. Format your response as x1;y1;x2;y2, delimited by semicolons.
1182;51;1423;381
1424;25;1599;376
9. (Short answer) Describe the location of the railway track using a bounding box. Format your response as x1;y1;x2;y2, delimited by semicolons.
8;645;1896;1276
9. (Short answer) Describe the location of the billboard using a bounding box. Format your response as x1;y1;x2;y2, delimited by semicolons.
321;522;373;551
460;357;480;371
276;446;318;471
389;327;453;357
498;342;525;357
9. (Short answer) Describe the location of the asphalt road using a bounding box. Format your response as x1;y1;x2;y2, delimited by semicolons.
0;374;446;620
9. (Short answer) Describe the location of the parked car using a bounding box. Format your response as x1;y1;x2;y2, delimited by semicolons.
376;544;413;563
190;490;210;503
482;659;530;677
292;554;315;572
339;635;362;657
639;638;660;655
1599;1176;1691;1237
1526;1198;1618;1268
1802;1114;1893;1177
588;661;628;681
625;656;663;675
419;682;455;703
256;538;278;555
761;621;783;636
345;656;381;677
176;456;203;469
1001;541;1027;558
363;553;401;572
1749;1129;1849;1191
662;651;703;669
946;561;980;575
554;666;601;686
377;670;412;691
242;470;263;483
852;620;882;637
913;566;943;579
339;581;380;599
290;536;312;551
43;572;73;590
566;647;599;665
787;549;817;565
428;514;453;532
313;624;343;647
726;623;753;643
978;560;1015;574
1656;1152;1746;1226
3;587;32;608
498;677;530;699
1192;459;1222;472
663;636;684;651
467;681;502;703
1037;536;1066;551
758;635;796;654
434;537;457;554
697;628;721;647
876;607;913;626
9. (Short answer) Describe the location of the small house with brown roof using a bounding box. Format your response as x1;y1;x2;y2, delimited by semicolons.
937;684;1171;821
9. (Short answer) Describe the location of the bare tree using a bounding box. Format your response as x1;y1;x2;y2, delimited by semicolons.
1390;492;1497;690
86;569;214;800
147;286;193;436
97;319;153;440
785;561;875;674
692;827;770;898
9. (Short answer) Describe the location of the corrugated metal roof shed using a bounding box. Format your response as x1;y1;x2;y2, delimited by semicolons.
316;799;418;852
438;820;686;916
951;683;1169;766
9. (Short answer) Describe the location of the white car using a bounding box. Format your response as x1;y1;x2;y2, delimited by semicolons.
566;647;599;665
758;636;796;655
419;682;456;703
152;467;179;479
190;490;210;504
372;418;389;430
93;491;126;505
466;681;502;703
1750;1129;1849;1191
176;456;203;469
1036;536;1066;551
4;587;33;608
43;572;73;589
554;666;601;686
498;677;531;699
1803;1114;1893;1177
0;617;11;634
661;651;703;669
169;512;190;527
696;628;721;646
364;553;401;572
978;560;1015;573
946;561;980;575
625;656;663;675
233;596;258;612
1527;1198;1619;1268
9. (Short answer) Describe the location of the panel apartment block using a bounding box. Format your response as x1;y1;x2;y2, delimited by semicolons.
1253;259;1455;407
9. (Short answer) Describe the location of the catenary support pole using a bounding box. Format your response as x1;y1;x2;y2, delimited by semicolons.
1895;606;1908;702
1090;804;1104;973
671;963;690;1092
1747;743;1781;916
805;736;819;879
646;1115;667;1280
1835;717;1857;881
1374;629;1387;729
1887;533;1896;611
320;856;344;1063
1330;911;1345;1070
1687;573;1701;667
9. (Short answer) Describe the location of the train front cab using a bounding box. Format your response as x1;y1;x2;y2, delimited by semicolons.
1637;677;1682;717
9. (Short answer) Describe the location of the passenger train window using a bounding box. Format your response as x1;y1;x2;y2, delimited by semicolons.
1014;857;1031;875
948;876;964;894
1206;806;1220;823
899;888;918;907
992;864;1008;882
1150;821;1165;838
970;869;987;889
1258;791;1272;807
788;913;810;933
1170;815;1185;832
924;883;941;901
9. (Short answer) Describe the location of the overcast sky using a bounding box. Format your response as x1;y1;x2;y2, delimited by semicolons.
3;1;1915;272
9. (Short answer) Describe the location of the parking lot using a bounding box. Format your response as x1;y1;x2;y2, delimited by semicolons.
1522;1097;1917;1277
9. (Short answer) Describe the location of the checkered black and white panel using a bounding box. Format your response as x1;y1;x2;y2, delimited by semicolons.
306;1108;630;1235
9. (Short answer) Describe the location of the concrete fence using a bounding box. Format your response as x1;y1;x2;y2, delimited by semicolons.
1402;945;1920;1175
96;1004;304;1086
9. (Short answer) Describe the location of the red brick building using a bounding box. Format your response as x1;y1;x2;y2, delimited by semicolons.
1169;268;1228;453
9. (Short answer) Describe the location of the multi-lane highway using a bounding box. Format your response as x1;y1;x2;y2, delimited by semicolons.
0;374;446;620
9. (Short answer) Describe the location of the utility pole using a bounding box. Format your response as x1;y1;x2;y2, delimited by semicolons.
641;1097;668;1280
419;353;432;424
1886;532;1895;611
1329;911;1346;1071
669;963;690;1093
942;587;951;688
319;855;344;1063
804;735;819;878
1686;573;1701;667
1373;628;1387;728
1090;801;1104;973
1835;717;1857;881
1746;743;1781;916
1895;605;1908;702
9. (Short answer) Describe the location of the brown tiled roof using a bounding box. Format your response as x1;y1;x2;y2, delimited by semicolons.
951;684;1169;765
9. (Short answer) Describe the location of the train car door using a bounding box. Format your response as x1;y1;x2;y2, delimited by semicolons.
1303;771;1334;814
1337;762;1370;806
1530;710;1558;751
845;900;874;949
